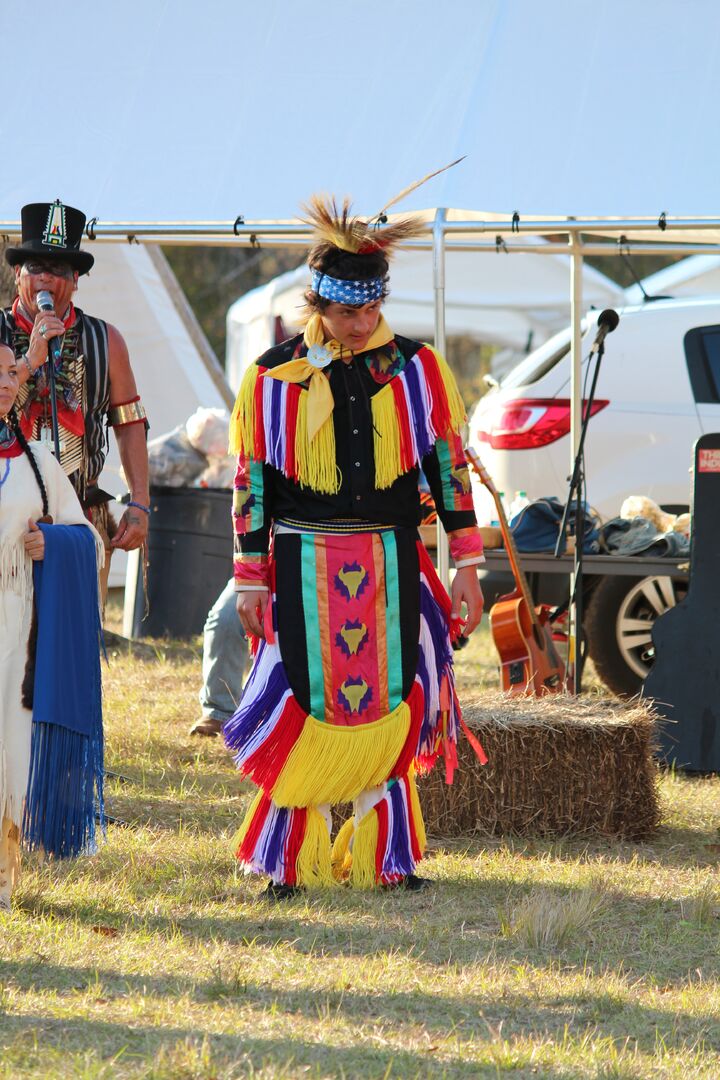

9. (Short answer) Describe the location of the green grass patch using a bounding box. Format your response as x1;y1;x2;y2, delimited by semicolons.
1;621;720;1077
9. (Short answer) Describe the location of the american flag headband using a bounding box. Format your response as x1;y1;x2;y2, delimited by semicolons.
310;268;384;305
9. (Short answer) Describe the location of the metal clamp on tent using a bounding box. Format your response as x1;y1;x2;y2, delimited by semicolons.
233;215;245;236
86;217;97;241
658;211;667;231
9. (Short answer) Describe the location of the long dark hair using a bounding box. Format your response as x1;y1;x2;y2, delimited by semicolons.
8;407;49;518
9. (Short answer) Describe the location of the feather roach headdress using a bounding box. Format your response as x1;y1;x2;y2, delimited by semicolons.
302;157;465;265
302;195;426;262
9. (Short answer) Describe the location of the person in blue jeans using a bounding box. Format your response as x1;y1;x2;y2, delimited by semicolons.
190;579;249;736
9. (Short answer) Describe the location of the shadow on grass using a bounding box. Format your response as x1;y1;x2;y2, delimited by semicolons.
15;870;720;987
1;962;718;1064
0;1011;564;1079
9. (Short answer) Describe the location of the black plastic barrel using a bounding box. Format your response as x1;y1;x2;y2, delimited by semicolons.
127;485;233;639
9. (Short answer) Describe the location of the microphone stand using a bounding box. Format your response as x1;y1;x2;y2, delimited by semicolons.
553;336;607;693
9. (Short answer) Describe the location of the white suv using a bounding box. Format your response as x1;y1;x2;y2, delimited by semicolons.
469;297;720;695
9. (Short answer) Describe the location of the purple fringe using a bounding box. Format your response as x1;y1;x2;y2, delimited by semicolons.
223;644;291;762
381;780;415;878
404;361;435;458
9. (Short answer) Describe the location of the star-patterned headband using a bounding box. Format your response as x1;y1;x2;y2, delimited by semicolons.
310;268;384;305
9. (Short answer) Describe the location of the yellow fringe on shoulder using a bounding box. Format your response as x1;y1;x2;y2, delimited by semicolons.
295;392;341;494
271;700;411;807
228;364;259;456
295;807;334;888
231;788;265;854
406;768;427;855
349;807;380;889
331;817;355;881
371;385;403;490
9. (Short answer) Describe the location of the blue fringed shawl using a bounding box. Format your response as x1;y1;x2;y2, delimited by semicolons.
22;524;104;858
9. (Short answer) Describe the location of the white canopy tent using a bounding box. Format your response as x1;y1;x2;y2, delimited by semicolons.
226;246;624;389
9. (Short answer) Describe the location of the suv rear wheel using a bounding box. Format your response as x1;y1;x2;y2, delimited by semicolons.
584;575;687;697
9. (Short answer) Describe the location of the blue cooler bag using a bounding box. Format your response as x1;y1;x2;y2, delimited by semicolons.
509;497;601;554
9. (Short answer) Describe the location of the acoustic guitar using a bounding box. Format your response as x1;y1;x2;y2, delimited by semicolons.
465;447;566;695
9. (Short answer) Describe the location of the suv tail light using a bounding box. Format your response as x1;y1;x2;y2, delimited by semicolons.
474;397;609;450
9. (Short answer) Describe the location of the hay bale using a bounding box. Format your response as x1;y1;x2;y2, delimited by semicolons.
420;694;660;840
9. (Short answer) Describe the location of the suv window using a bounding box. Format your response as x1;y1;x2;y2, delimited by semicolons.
685;325;720;403
500;325;586;390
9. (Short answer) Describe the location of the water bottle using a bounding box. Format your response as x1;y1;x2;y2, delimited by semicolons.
509;490;531;520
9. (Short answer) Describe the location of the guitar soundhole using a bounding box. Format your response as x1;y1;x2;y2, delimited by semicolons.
509;661;525;685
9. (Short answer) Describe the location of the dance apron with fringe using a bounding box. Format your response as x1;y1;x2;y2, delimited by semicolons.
224;518;472;888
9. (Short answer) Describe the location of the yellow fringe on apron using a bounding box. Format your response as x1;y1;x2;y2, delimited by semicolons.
271;699;412;807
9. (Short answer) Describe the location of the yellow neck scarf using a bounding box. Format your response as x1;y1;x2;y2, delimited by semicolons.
264;313;395;441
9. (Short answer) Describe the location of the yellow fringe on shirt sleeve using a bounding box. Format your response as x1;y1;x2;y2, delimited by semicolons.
271;700;411;807
295;392;341;494
228;364;260;456
295;806;334;888
371;385;403;490
349;807;380;889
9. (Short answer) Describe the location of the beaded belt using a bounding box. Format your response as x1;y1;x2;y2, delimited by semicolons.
274;517;395;536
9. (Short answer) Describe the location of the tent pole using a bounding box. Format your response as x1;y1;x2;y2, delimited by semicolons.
433;208;450;590
568;230;584;693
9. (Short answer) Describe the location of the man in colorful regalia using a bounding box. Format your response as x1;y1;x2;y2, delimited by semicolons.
225;197;486;898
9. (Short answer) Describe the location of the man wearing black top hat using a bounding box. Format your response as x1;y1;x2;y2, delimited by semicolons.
1;200;150;587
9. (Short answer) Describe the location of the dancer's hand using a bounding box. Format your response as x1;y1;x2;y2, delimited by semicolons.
450;566;484;636
236;589;269;639
24;518;45;561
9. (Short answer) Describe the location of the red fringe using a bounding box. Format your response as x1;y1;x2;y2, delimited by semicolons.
283;806;307;886
253;366;267;460
391;378;414;472
391;681;424;778
416;541;452;622
236;791;271;862
375;799;389;884
242;696;307;790
418;345;452;438
285;384;301;481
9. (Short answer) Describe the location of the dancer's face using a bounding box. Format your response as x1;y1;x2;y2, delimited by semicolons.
321;299;383;353
0;345;19;416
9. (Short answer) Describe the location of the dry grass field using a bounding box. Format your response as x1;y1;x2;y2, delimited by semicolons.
1;609;720;1078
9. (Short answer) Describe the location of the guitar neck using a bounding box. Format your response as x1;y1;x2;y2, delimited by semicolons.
466;448;542;630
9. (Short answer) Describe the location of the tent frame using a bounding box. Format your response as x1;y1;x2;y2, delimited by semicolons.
6;210;719;688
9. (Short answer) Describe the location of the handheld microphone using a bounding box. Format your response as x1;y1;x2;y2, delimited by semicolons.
589;308;620;355
36;290;63;363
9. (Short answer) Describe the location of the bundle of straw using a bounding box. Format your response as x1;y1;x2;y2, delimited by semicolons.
420;694;660;840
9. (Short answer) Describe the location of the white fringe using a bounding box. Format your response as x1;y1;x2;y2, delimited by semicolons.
0;543;32;630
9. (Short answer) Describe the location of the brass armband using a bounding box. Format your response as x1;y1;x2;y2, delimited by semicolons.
108;397;148;427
